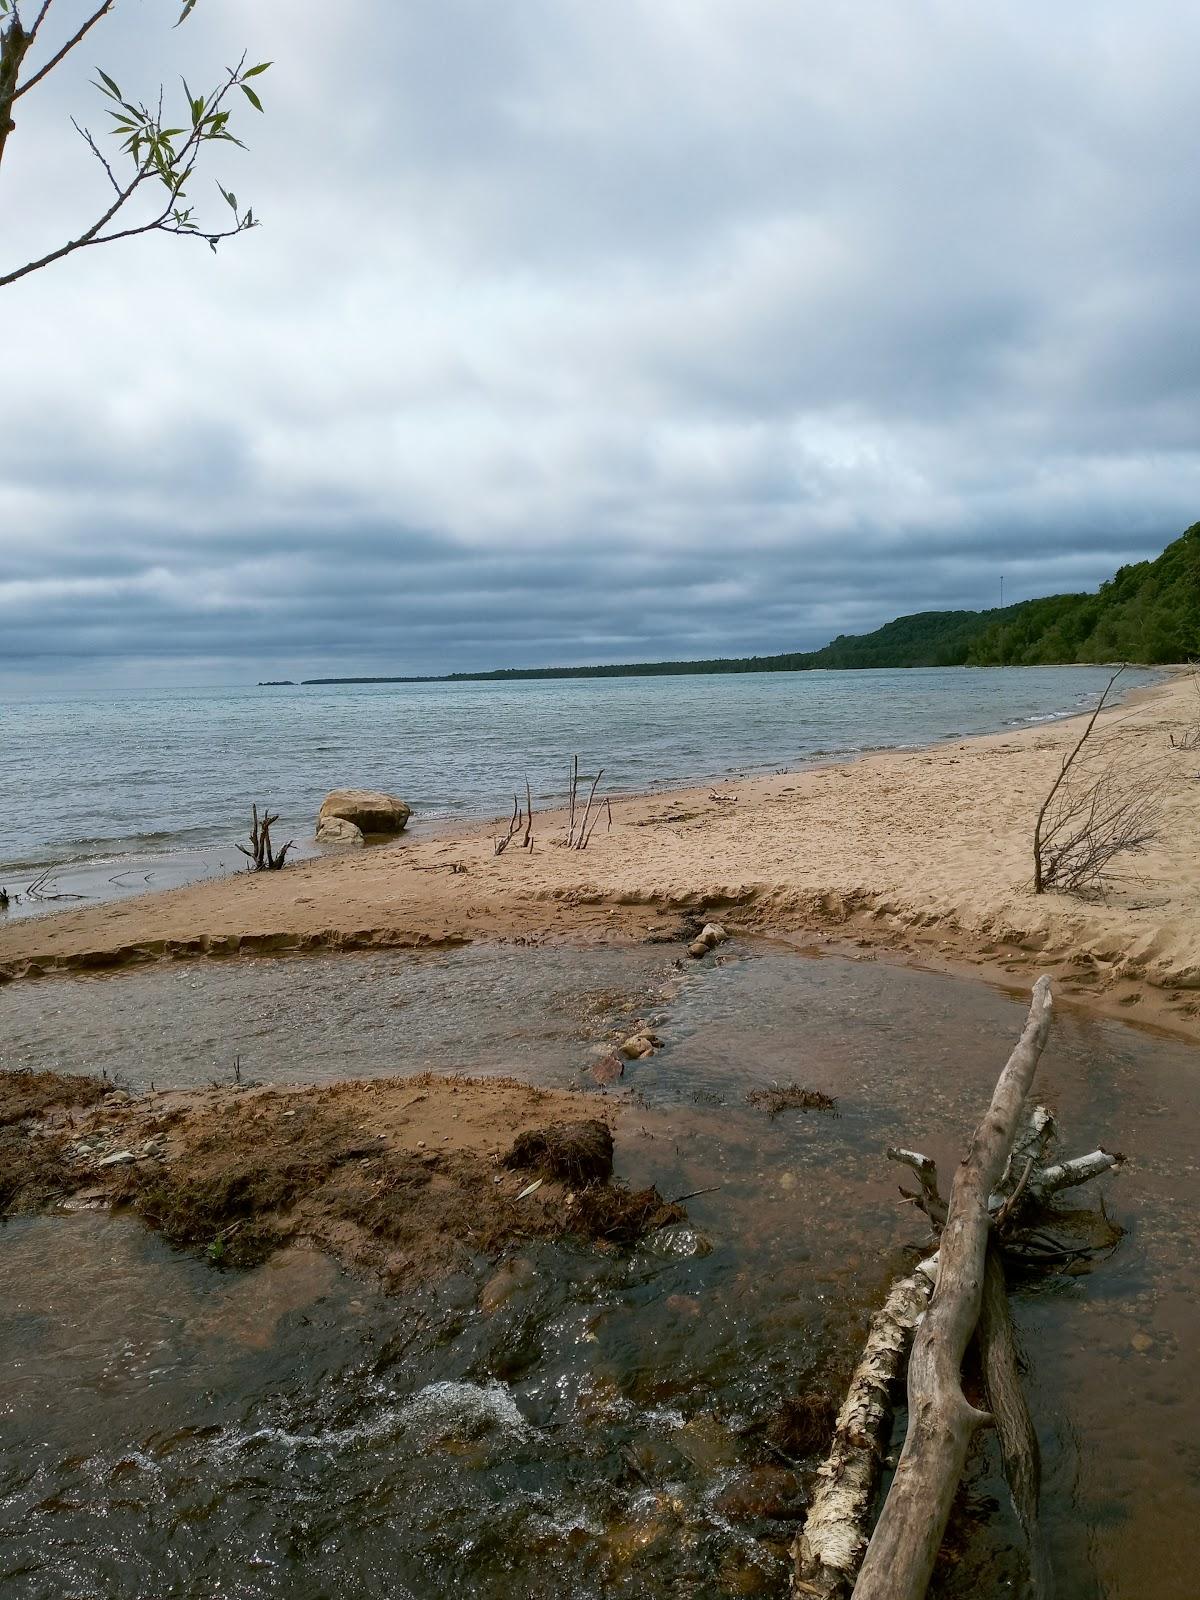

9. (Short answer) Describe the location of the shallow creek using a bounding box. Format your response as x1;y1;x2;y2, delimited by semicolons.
1;944;1197;1598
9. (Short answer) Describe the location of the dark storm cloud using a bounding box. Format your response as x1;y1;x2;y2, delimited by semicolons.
1;0;1198;687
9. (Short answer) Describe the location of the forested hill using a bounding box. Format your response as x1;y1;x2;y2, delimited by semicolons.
301;522;1199;684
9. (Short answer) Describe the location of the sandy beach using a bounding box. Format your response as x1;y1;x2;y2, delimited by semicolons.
3;671;1198;1035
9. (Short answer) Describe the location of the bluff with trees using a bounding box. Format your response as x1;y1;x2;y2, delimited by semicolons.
303;521;1199;684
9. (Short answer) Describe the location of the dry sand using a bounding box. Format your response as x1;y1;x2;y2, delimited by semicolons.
3;672;1199;1034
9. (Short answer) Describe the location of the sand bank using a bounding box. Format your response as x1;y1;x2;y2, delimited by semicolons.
2;673;1199;1035
1;1069;685;1287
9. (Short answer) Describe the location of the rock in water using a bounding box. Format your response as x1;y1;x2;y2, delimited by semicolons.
315;815;366;848
712;1466;807;1521
589;1053;625;1086
317;789;411;836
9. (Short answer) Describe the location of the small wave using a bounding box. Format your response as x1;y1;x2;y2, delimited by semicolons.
221;1379;535;1460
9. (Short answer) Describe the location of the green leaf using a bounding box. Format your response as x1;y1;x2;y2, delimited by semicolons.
96;70;123;99
176;0;199;26
242;62;272;78
240;83;264;112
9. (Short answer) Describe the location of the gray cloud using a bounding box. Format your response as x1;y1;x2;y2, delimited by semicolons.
1;0;1198;688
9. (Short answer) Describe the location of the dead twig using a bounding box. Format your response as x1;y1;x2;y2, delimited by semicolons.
1032;666;1164;895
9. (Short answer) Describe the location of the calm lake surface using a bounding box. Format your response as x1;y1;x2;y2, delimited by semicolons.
0;666;1154;904
2;943;1195;1598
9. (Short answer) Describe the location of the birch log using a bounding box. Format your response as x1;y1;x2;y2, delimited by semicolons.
792;1256;937;1599
850;975;1055;1600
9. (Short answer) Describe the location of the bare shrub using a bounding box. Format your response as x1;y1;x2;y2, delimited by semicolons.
494;778;535;855
566;755;609;850
1168;670;1200;751
1033;668;1164;895
1035;761;1163;894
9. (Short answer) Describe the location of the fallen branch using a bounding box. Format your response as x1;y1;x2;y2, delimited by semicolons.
794;979;1126;1600
851;977;1054;1600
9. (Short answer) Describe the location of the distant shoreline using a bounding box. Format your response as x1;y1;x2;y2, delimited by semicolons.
293;661;1135;686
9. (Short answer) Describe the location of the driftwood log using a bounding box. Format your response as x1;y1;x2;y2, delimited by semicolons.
236;803;294;871
793;977;1125;1600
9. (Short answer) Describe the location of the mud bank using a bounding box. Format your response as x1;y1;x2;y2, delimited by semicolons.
1;1071;682;1287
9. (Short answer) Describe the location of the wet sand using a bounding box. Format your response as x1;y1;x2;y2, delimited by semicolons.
2;672;1198;1035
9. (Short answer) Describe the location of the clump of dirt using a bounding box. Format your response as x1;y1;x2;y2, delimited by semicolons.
569;1184;684;1244
0;1069;110;1128
761;1390;840;1459
0;1126;78;1214
504;1118;614;1185
0;1070;111;1215
746;1083;838;1118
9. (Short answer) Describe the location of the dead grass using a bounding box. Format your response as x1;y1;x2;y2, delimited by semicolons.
0;1069;110;1128
746;1083;838;1118
0;1127;79;1214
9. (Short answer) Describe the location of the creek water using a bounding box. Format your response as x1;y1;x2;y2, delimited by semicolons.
2;944;1197;1598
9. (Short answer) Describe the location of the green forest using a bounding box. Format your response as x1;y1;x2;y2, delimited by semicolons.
304;521;1199;683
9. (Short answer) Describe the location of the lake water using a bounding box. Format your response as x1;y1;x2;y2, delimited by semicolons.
0;666;1152;904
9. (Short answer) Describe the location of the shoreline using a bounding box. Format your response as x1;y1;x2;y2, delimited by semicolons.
0;664;1158;917
2;672;1198;1039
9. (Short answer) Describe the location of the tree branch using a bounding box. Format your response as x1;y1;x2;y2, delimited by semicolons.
1;51;258;287
14;0;114;100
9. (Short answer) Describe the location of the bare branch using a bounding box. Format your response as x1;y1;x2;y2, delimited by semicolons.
1033;665;1125;893
14;0;113;100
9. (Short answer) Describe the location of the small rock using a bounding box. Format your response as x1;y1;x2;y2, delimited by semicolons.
1130;1332;1154;1353
713;1466;806;1522
644;1224;712;1259
97;1150;137;1168
620;1035;654;1060
315;815;366;848
589;1053;625;1086
479;1257;536;1314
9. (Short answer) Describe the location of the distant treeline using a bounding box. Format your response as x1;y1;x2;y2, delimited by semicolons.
297;521;1199;685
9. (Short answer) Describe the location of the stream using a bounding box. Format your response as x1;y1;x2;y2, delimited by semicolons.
2;944;1197;1598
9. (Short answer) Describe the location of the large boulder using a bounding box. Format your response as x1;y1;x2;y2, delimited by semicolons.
318;789;411;837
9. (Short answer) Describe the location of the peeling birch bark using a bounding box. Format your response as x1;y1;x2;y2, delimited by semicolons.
792;1256;938;1600
1030;1148;1124;1201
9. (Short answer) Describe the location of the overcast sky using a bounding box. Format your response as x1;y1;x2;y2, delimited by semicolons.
2;0;1197;688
